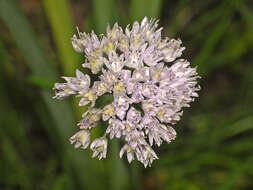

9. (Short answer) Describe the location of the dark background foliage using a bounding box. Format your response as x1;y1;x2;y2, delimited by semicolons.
0;0;253;189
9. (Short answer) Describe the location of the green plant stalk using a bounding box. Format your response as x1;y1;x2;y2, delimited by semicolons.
127;1;163;187
91;1;128;189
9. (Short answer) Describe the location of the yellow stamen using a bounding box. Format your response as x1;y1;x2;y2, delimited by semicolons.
98;82;107;93
90;113;100;122
157;109;165;119
104;105;115;116
103;42;115;52
111;28;116;38
78;132;86;142
154;70;161;80
91;49;100;57
135;72;142;79
90;59;100;72
113;81;125;92
121;39;127;48
126;146;133;153
85;91;95;101
97;146;104;152
125;123;132;132
134;33;141;44
145;103;153;110
64;88;72;93
146;31;150;38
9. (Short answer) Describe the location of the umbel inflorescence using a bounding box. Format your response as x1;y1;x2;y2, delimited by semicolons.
53;17;200;167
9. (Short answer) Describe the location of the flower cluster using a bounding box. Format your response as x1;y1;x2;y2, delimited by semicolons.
53;17;200;167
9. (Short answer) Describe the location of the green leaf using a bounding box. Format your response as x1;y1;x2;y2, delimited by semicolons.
193;15;231;76
42;0;81;75
214;115;253;141
92;0;118;33
0;0;103;189
108;140;129;190
129;0;162;21
1;135;32;189
217;156;253;190
26;75;54;88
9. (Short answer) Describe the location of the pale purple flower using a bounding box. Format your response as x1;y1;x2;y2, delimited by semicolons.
78;108;101;129
53;17;200;167
78;88;97;107
145;123;177;146
53;69;90;99
53;83;76;99
142;82;159;98
106;119;125;139
123;128;146;149
119;144;135;163
131;85;144;103
162;39;185;62
69;130;91;149
82;56;104;74
100;69;119;87
113;94;130;120
90;137;108;160
104;51;125;73
126;107;142;124
137;144;158;168
106;23;123;41
72;31;85;53
150;62;165;82
132;66;150;81
93;81;110;96
142;45;163;66
102;104;115;121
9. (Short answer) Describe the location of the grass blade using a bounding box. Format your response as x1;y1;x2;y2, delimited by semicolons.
42;0;81;75
217;156;253;190
0;0;103;189
193;15;230;76
92;0;118;33
129;0;162;21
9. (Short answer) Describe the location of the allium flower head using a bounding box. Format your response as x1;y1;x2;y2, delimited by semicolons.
53;17;200;167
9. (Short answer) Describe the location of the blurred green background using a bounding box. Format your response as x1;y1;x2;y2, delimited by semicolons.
0;0;253;189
